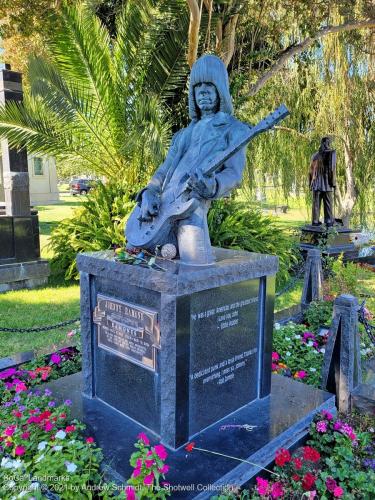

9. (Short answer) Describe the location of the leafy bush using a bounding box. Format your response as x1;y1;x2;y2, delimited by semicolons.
49;182;137;279
326;254;360;296
304;300;334;332
208;199;299;288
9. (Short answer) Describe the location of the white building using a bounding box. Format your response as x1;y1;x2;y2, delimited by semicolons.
28;155;59;205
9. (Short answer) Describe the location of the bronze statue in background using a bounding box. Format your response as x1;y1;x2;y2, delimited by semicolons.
309;137;336;227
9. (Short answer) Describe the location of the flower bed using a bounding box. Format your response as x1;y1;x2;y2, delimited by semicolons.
248;410;375;499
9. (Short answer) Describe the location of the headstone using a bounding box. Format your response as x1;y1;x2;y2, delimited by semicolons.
0;67;49;291
301;248;323;310
322;294;361;412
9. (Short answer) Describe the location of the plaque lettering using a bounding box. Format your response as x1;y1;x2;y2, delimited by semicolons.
93;294;160;371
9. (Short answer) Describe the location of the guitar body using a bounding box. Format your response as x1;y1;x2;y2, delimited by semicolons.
126;195;199;249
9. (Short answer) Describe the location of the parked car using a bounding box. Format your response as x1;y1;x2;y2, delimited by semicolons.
69;179;97;195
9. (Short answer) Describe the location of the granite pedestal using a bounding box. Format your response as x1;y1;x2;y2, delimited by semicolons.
78;248;277;450
300;225;361;260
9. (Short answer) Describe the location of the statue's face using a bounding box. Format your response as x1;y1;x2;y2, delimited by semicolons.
194;82;219;114
321;137;332;150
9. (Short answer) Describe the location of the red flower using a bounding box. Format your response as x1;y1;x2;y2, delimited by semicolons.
65;425;76;433
21;432;30;440
15;382;27;393
293;458;303;470
39;411;52;421
302;473;316;491
59;413;67;419
292;474;300;481
303;446;320;463
12;411;23;418
275;448;291;467
86;437;94;444
185;442;195;452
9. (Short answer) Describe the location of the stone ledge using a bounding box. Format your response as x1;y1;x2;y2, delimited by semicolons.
0;259;50;291
77;248;279;296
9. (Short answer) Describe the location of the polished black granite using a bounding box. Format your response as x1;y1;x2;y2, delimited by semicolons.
78;250;277;449
300;226;361;260
0;214;41;263
45;372;335;499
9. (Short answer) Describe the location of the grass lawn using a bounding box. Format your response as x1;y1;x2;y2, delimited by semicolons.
0;194;82;357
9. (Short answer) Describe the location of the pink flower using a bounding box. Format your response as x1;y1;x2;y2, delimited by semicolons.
65;425;76;433
125;486;136;500
326;477;337;493
158;464;169;474
295;370;307;379
333;486;344;498
334;421;343;431
50;353;61;365
137;432;150;445
271;363;279;371
145;459;154;468
154;444;168;460
271;482;284;498
86;437;94;444
136;458;142;468
15;445;25;456
21;432;30;440
44;421;54;432
272;352;280;361
144;472;154;486
4;425;16;436
15;382;27;393
256;477;269;496
316;421;327;433
132;467;141;478
321;410;333;420
67;330;75;337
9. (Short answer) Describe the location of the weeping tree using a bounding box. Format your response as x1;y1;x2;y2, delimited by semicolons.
0;0;189;184
235;25;375;227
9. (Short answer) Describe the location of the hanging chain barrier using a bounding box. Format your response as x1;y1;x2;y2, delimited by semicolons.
276;261;306;297
358;301;375;345
0;318;80;333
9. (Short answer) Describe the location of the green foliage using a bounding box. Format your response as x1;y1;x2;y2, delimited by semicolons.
49;181;137;280
0;1;192;183
208;199;299;288
327;254;360;296
304;300;334;332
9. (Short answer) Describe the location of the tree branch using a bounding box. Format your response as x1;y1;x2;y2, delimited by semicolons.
186;0;202;68
273;126;309;138
221;13;239;67
247;19;375;96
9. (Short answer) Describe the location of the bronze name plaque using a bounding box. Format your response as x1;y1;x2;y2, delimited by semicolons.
93;294;160;371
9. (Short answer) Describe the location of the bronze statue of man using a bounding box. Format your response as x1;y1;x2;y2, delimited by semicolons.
309;137;336;227
126;54;249;265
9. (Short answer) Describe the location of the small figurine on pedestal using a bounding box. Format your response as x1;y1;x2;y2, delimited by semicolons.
309;136;336;227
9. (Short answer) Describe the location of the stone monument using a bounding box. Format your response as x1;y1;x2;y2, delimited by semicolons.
0;65;49;292
300;137;360;260
76;55;335;495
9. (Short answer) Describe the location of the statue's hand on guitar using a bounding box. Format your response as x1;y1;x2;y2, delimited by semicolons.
138;188;161;222
187;167;217;199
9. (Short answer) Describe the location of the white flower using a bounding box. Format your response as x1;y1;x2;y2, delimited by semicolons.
274;322;281;330
37;441;48;451
361;349;367;355
294;335;301;339
7;481;16;488
35;454;45;463
1;457;11;468
360;342;366;347
309;367;317;372
65;461;77;473
307;341;314;347
55;430;66;439
285;351;291;357
53;445;63;451
320;348;326;354
17;492;28;499
285;337;291;342
30;482;40;491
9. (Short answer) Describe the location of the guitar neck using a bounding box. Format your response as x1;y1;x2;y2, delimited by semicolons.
203;104;289;177
203;125;262;177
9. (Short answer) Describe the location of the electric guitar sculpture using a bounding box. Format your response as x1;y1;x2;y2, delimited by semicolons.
126;104;290;250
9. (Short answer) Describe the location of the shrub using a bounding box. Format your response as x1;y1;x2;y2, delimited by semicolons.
208;199;299;288
304;300;334;332
49;182;137;280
